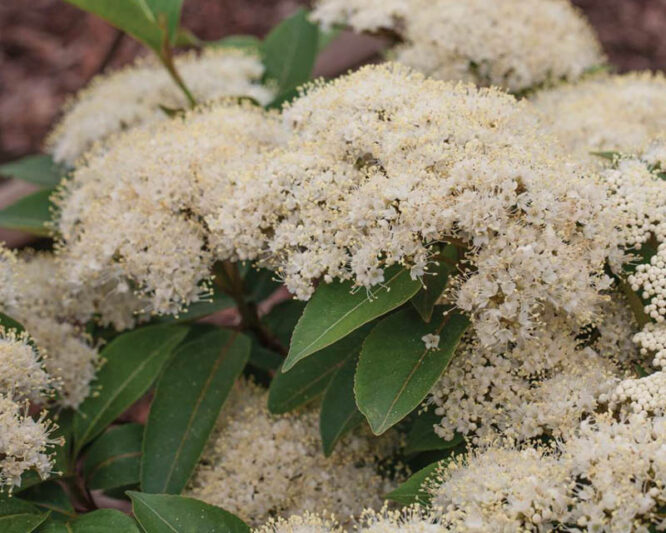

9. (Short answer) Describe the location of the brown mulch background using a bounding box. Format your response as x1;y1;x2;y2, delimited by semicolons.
1;0;665;163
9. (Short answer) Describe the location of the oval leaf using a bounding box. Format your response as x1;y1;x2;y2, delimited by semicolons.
18;481;75;521
269;325;369;414
84;424;142;490
128;492;249;533
63;0;182;52
320;355;364;457
0;495;48;533
0;155;63;188
141;329;250;494
74;325;188;452
0;188;54;236
261;8;319;95
72;509;140;532
355;308;469;435
285;266;421;371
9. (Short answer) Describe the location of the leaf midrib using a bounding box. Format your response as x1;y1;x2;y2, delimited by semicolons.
77;339;171;449
290;269;407;364
159;332;238;492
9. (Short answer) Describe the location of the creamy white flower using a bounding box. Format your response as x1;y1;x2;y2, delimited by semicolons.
0;395;60;490
47;49;275;165
612;371;666;417
0;329;50;403
187;380;401;527
312;0;603;93
211;64;616;352
55;103;288;317
532;73;666;165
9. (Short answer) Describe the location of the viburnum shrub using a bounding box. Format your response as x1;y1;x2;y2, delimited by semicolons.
0;0;664;531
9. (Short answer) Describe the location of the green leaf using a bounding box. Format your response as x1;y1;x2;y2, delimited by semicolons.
68;509;140;533
0;188;54;236
64;0;164;52
355;308;469;435
74;325;188;452
285;266;421;371
320;354;364;456
0;312;27;334
405;409;463;455
128;492;249;533
385;461;441;506
210;35;261;51
269;325;369;414
0;495;48;533
411;245;458;322
143;0;184;43
83;424;142;490
141;329;250;494
19;481;75;521
0;155;64;188
261;8;319;94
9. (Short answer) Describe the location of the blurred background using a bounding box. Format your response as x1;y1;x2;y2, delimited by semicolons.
1;0;666;164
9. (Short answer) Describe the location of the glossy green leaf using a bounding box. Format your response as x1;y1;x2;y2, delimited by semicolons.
261;8;318;94
83;424;142;490
385;461;441;506
356;308;469;435
285;266;421;371
269;325;368;414
0;495;48;533
0;188;54;236
70;509;140;532
141;329;250;494
19;481;75;521
320;354;364;456
0;155;64;188
64;0;183;51
405;409;463;455
74;325;188;452
411;245;458;322
128;492;249;533
38;509;140;533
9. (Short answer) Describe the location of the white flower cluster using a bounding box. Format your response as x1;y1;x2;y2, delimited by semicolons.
432;446;571;530
47;49;275;166
0;328;59;491
0;396;60;490
209;65;615;350
630;242;666;323
0;248;100;408
54;65;619;349
612;371;666;417
532;73;666;165
0;330;50;403
430;312;622;444
55;103;287;317
429;413;666;532
186;380;401;527
602;148;666;250
635;322;666;370
312;0;603;93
